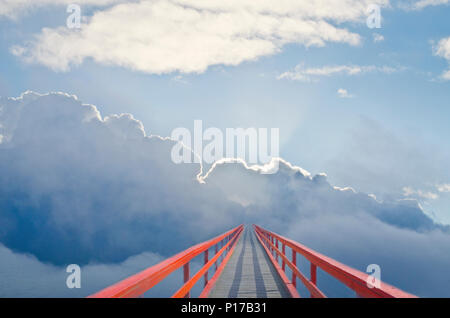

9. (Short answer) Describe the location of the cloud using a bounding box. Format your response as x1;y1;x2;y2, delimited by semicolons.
434;36;450;80
337;88;354;98
441;69;450;80
10;0;391;74
434;37;450;60
411;0;450;10
1;91;450;297
0;0;124;18
437;184;450;193
278;64;400;82
203;160;450;297
373;33;385;43
0;91;241;266
402;183;450;203
403;186;439;200
205;160;444;232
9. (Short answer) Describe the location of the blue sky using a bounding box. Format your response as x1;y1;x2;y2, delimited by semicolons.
0;0;450;297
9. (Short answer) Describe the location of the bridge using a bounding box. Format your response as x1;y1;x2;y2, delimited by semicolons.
89;225;416;298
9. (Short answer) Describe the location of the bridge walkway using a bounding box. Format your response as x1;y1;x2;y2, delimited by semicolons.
208;226;291;298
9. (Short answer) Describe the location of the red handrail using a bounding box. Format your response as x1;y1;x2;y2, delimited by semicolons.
253;225;300;298
199;227;244;298
253;225;417;298
89;224;243;298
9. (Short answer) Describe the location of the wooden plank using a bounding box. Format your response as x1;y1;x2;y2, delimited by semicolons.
208;226;291;298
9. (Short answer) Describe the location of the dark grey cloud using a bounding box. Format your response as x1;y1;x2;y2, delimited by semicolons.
0;92;241;265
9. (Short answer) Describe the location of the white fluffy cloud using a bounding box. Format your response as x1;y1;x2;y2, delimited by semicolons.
435;37;450;60
337;88;354;98
412;0;450;10
434;36;450;80
1;91;450;296
11;0;389;74
278;64;400;82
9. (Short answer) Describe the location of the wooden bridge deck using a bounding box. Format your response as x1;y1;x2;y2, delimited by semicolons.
208;226;291;298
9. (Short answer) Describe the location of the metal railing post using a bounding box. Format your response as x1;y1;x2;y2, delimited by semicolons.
292;250;297;287
204;250;209;287
215;245;218;271
310;263;317;298
275;239;279;262
183;263;190;298
271;236;274;255
282;243;286;271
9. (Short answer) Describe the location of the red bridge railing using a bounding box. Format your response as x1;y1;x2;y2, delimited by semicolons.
89;224;243;298
254;224;416;298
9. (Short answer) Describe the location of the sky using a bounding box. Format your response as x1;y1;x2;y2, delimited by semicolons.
0;0;450;297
